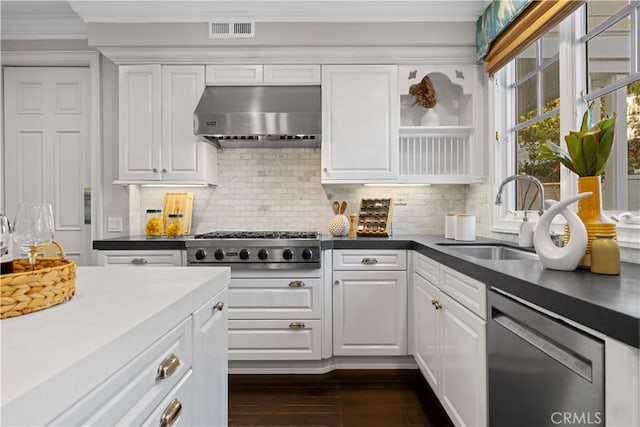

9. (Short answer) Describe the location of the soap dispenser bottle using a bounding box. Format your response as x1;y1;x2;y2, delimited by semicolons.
518;211;535;247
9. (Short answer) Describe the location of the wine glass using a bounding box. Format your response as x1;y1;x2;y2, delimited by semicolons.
1;214;12;274
13;202;54;266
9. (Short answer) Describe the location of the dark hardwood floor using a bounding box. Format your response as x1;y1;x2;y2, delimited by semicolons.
228;369;454;427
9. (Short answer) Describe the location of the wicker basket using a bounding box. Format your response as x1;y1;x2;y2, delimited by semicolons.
1;242;76;319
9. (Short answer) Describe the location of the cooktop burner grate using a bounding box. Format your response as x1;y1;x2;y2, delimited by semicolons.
194;231;319;239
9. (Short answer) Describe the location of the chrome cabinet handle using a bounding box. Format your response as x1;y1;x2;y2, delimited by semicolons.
131;258;148;265
288;280;305;287
361;258;379;265
159;398;182;427
156;353;180;381
289;322;306;328
214;301;225;311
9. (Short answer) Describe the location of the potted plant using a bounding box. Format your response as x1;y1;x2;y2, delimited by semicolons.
537;101;617;267
409;75;439;126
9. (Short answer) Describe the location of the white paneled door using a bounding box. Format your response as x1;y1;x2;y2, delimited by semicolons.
3;67;91;265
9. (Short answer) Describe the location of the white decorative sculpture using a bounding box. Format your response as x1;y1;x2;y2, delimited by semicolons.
533;192;592;271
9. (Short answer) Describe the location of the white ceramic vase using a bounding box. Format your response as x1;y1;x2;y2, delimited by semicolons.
420;109;440;126
533;192;592;271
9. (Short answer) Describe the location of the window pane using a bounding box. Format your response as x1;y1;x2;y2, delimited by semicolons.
591;81;640;210
516;44;537;80
542;61;560;111
517;75;537;123
587;14;631;93
541;25;560;63
587;0;630;32
515;115;561;209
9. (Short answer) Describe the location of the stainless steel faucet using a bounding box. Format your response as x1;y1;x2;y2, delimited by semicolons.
495;174;545;216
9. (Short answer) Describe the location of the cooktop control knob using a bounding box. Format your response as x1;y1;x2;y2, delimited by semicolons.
301;248;313;260
214;249;225;260
258;249;269;260
239;249;250;260
282;249;294;260
195;249;207;261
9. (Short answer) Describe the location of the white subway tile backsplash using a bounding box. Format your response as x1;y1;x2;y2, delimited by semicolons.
133;148;468;236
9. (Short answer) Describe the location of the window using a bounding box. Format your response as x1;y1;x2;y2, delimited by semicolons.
495;1;640;228
508;26;561;212
583;0;640;210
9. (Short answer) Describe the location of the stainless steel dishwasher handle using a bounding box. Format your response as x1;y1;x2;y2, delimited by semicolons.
493;313;593;381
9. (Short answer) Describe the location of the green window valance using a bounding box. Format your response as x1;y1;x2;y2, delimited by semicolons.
476;0;532;62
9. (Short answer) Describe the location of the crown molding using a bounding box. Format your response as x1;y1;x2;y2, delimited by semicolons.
96;45;478;65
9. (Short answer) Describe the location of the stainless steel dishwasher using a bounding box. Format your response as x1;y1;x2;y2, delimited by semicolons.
488;290;604;427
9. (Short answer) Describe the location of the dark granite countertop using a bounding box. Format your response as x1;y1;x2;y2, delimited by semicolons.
94;234;640;348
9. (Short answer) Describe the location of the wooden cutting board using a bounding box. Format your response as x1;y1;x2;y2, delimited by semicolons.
162;193;194;235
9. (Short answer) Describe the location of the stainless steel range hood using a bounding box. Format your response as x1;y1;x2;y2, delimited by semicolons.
194;86;321;148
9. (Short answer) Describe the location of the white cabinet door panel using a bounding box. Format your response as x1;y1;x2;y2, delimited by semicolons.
441;292;487;427
440;264;486;320
321;65;399;182
414;273;442;393
97;250;184;267
140;370;194;427
205;65;263;84
333;249;407;270
333;270;407;356
263;65;321;84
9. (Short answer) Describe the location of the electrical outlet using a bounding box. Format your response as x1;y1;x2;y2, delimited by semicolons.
396;196;408;205
107;217;123;232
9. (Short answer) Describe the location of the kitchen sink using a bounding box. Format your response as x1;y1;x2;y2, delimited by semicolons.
438;244;539;261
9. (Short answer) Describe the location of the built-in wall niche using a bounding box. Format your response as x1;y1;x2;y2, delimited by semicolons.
399;67;473;127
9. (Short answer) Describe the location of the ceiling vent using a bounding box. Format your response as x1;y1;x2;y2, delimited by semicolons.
209;21;255;39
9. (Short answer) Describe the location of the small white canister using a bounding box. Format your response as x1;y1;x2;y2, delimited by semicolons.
455;214;476;241
445;213;458;239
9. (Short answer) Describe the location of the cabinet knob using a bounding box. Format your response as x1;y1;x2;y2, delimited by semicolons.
153;168;158;173
288;280;305;288
156;353;180;381
361;258;379;265
334;280;340;286
214;301;225;311
162;168;167;173
131;258;148;265
159;398;182;427
289;322;306;328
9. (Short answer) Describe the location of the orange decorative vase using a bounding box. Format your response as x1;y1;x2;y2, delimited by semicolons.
564;176;616;268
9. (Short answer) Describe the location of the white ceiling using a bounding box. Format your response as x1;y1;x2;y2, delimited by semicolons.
1;0;489;40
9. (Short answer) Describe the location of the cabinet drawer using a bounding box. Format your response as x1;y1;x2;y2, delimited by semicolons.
440;264;486;319
228;278;321;319
97;250;184;267
228;319;322;360
413;251;439;284
141;370;193;427
333;250;407;270
51;318;193;426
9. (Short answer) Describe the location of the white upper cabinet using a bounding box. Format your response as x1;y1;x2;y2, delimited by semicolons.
397;64;485;183
205;64;321;85
321;65;399;183
118;65;217;185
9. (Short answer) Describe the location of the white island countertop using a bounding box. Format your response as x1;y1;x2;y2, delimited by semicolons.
1;266;230;426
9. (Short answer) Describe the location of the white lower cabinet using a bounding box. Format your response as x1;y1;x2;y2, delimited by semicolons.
412;251;487;427
332;250;407;356
227;270;323;360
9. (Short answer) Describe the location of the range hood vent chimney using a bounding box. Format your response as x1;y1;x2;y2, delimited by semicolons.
194;85;322;148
